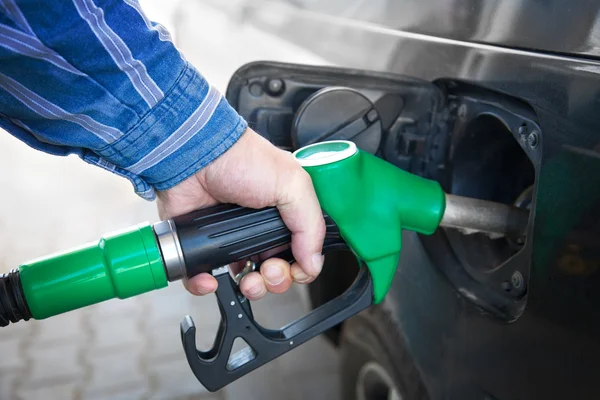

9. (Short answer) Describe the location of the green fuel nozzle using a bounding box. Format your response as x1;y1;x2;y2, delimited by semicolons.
0;140;529;391
295;141;445;303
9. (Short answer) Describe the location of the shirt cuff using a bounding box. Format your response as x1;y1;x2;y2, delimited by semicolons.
95;62;247;199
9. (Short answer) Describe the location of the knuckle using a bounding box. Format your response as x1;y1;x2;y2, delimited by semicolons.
279;168;312;205
315;217;326;238
300;171;314;190
288;165;311;186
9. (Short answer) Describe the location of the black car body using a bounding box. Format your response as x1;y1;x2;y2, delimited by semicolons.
222;1;600;398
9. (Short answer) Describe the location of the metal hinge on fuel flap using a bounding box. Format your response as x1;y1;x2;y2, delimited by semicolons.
383;76;452;182
384;99;451;187
382;96;451;185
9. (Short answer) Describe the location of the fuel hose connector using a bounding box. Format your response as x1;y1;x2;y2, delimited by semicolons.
0;224;168;326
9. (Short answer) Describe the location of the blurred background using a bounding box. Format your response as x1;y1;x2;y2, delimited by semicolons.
0;1;340;399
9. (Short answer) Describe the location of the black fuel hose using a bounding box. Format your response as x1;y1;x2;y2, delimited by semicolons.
0;269;31;327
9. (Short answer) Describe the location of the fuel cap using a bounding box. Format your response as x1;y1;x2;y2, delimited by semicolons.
292;87;382;154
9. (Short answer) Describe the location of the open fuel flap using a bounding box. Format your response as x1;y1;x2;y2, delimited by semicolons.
226;61;540;322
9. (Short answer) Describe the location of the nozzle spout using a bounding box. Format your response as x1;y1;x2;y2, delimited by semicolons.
441;194;530;238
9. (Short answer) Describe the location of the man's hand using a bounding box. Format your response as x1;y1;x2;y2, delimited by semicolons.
156;128;326;300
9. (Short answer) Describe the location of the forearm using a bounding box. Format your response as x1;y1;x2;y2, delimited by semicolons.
0;0;246;199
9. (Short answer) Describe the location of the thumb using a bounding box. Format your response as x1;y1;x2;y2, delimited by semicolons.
276;167;326;277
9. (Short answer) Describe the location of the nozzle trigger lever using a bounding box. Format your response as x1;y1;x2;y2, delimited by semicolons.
172;204;374;392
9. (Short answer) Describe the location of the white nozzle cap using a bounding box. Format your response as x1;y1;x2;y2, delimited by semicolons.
293;141;358;167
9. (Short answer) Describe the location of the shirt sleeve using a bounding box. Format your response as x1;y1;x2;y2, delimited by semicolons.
0;0;247;200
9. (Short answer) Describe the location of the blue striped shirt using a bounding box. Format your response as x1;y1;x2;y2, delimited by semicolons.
0;0;247;200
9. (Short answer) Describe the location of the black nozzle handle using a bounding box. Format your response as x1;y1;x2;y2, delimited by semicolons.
170;204;342;279
173;204;370;391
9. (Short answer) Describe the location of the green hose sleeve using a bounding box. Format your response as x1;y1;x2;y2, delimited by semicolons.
18;223;167;319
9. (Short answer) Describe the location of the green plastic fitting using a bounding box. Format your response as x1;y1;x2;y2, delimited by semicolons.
294;141;445;303
18;224;167;319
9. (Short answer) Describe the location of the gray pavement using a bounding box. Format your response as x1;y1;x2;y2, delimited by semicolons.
0;281;340;400
0;2;340;399
0;281;340;399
